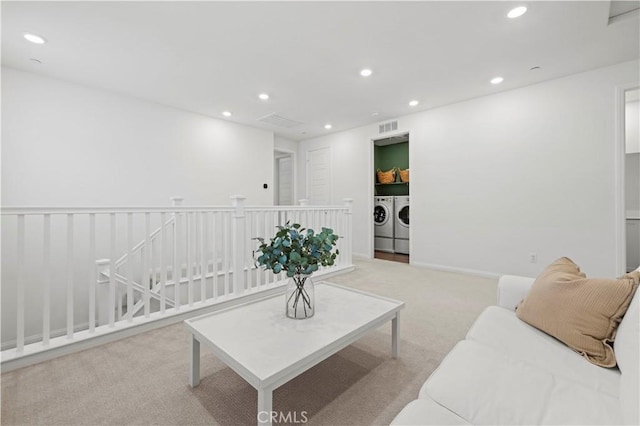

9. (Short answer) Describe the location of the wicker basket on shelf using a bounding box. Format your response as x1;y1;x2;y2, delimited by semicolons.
377;168;396;184
398;168;409;183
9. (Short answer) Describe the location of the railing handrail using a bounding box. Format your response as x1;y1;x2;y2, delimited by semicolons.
0;206;237;215
1;204;350;215
245;205;348;212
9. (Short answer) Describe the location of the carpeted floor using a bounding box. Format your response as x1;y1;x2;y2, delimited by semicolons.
1;258;497;425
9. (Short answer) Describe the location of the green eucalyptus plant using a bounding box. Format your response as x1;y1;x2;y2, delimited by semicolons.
254;222;340;277
255;222;340;319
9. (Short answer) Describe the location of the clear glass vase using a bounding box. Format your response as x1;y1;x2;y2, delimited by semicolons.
285;273;315;319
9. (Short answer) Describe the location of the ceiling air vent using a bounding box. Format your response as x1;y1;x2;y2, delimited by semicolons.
378;120;398;134
257;113;303;128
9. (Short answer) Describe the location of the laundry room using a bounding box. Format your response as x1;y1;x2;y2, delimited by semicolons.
373;133;409;263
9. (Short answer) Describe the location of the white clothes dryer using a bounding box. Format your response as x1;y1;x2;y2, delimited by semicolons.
374;196;394;252
394;196;409;254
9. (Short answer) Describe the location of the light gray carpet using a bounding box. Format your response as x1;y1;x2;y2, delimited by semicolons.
1;258;497;425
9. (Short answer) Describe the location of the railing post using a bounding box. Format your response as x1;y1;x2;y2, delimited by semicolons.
43;214;51;343
231;195;246;295
343;198;354;266
126;213;134;322
160;212;167;314
16;214;25;354
96;259;111;326
109;214;117;326
171;197;183;309
88;214;96;333
66;214;74;339
143;213;151;318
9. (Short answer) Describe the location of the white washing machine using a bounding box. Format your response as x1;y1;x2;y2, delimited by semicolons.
374;196;394;252
394;196;410;254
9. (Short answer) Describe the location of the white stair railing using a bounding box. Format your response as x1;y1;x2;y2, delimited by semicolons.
102;197;179;321
0;196;354;371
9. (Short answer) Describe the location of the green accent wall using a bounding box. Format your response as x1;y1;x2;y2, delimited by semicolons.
375;142;409;171
374;142;409;196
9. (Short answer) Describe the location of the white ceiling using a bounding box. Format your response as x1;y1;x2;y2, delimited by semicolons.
2;1;639;141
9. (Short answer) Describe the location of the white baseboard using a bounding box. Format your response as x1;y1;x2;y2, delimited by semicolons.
1;322;91;352
410;261;501;279
314;264;355;280
352;252;370;259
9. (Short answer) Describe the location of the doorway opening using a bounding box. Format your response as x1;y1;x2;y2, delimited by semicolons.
274;149;295;206
372;133;410;263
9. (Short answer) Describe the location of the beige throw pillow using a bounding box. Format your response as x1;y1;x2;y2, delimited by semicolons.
516;257;639;367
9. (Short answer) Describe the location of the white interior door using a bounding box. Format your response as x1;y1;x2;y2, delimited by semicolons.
307;147;330;205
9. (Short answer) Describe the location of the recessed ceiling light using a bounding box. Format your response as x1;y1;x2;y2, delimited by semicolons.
372;112;379;116
24;33;46;44
258;93;269;100
530;66;541;71
507;6;527;19
490;77;504;85
324;124;332;129
409;100;419;107
360;68;373;77
222;111;232;117
29;58;42;64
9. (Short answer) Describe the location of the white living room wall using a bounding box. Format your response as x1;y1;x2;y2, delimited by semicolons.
274;136;298;153
298;60;639;277
1;67;275;207
298;126;378;258
1;67;276;346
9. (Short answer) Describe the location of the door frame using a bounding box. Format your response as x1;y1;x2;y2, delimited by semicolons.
614;83;639;275
369;130;411;259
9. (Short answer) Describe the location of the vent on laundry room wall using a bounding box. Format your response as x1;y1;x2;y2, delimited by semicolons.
378;120;398;134
257;113;303;128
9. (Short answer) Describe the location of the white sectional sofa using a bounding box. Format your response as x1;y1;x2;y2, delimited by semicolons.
391;274;640;425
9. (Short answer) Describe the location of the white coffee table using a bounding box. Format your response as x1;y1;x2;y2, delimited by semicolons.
185;281;404;426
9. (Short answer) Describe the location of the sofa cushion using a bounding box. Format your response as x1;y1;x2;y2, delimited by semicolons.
423;340;623;425
616;268;640;372
615;288;640;425
390;398;470;425
515;257;639;367
465;306;620;398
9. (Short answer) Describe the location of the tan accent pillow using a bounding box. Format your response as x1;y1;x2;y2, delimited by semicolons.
516;257;639;367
